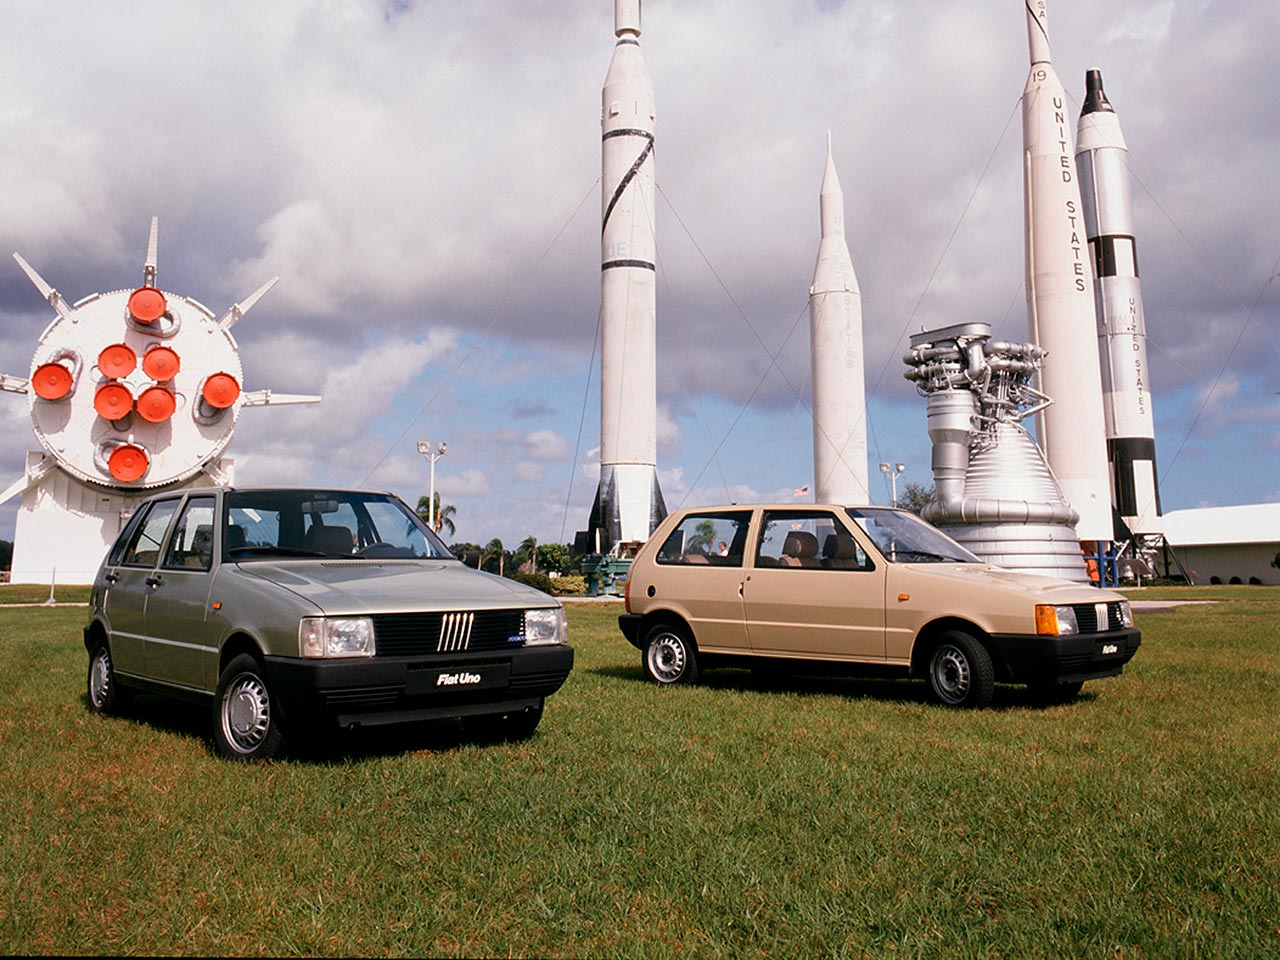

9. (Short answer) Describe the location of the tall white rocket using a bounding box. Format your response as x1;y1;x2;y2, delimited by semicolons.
588;0;665;549
1076;69;1163;536
1022;0;1112;541
809;135;868;504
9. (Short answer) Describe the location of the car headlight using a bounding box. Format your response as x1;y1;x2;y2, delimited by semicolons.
1034;604;1079;636
1117;600;1134;628
299;616;376;658
524;607;566;646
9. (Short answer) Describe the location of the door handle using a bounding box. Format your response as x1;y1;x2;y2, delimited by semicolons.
145;575;163;588
104;572;119;584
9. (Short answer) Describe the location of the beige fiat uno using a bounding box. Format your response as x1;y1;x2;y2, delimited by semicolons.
619;504;1139;708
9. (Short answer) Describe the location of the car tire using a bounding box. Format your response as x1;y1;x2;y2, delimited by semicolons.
213;653;287;761
87;642;132;716
642;623;699;685
463;699;544;743
1027;679;1084;704
926;631;994;709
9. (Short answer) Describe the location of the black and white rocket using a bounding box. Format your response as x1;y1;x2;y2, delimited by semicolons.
1076;69;1163;536
809;135;868;505
1021;0;1112;541
586;0;666;550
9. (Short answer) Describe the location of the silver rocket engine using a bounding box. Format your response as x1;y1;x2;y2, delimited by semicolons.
584;0;666;553
1076;69;1163;537
903;322;1088;582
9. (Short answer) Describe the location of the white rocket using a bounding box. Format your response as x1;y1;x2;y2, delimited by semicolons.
586;0;666;550
1076;69;1163;536
1021;0;1112;541
809;135;868;505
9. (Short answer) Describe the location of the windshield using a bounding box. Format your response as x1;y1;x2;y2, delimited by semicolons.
224;490;453;561
844;508;980;564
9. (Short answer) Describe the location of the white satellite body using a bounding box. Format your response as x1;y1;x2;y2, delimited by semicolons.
2;219;319;583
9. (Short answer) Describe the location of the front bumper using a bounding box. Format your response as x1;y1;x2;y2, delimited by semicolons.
988;628;1141;684
265;643;573;728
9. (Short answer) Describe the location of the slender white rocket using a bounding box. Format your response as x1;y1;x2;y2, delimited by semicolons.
1022;0;1112;541
1076;69;1162;535
809;134;868;505
587;0;665;549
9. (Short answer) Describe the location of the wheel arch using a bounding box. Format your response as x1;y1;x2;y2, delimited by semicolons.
910;617;996;677
219;631;267;672
638;609;698;649
84;618;109;652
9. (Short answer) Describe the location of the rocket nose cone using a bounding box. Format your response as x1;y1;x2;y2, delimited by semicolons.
1081;68;1115;116
1026;0;1052;65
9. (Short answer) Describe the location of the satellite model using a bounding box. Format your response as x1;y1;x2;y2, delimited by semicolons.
1;218;319;583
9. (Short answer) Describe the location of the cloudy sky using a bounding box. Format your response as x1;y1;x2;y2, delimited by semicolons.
1;0;1276;550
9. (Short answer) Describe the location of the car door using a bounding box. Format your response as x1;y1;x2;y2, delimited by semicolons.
741;509;886;660
101;497;182;678
143;495;219;691
650;510;753;652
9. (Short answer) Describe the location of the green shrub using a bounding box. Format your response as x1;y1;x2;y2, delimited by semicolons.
547;574;587;596
509;572;553;593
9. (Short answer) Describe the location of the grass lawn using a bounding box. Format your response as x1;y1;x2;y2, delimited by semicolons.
1;594;1277;957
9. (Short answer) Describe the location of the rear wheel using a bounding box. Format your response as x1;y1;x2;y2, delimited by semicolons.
213;654;287;761
926;631;994;709
87;643;132;715
463;700;544;743
642;623;699;685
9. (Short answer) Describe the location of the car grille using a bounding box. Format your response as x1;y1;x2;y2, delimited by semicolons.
1069;601;1126;633
372;610;526;657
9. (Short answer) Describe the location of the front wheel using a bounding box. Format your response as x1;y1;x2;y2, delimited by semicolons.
87;643;132;715
642;623;699;685
213;654;287;761
926;631;994;709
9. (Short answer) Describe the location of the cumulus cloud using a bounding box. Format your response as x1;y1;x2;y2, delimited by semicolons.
0;0;1276;546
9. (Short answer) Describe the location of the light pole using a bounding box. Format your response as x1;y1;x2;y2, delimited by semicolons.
879;461;906;507
417;440;447;530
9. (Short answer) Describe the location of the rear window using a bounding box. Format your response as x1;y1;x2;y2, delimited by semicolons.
656;512;752;567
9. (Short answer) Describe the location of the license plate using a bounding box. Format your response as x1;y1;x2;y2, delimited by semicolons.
1099;642;1120;656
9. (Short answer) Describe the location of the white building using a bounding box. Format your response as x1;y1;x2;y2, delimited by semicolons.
1162;503;1280;585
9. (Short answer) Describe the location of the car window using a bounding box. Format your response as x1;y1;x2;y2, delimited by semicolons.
656;511;752;567
224;491;452;560
162;497;217;571
756;510;873;570
118;499;181;567
845;508;979;563
107;508;149;566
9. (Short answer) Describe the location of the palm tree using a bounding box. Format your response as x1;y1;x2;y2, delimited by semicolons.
483;538;506;577
516;535;538;574
416;493;457;538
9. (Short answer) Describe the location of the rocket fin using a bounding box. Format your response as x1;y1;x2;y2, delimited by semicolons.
12;254;75;322
0;474;32;507
239;389;321;406
218;276;280;330
144;216;159;287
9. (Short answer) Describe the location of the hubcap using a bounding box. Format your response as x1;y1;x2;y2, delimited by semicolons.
90;650;111;707
647;633;686;683
931;644;971;704
221;673;271;753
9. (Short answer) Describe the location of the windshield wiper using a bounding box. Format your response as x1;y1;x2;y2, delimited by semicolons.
228;546;326;558
885;549;968;563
